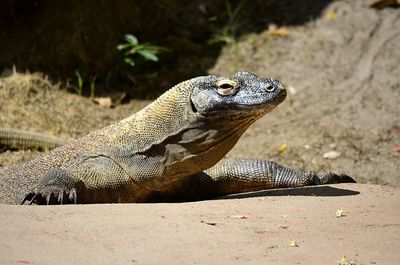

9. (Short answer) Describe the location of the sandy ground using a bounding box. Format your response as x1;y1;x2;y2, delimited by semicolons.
1;183;399;265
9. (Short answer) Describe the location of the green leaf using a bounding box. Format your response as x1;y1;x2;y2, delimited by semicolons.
143;44;170;53
116;43;131;50
124;34;138;45
124;57;135;66
125;47;139;55
137;50;159;61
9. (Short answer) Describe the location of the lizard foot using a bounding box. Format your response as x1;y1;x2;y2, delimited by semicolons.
21;168;81;205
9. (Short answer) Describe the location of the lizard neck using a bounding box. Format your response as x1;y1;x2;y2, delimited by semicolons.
105;81;253;179
114;80;195;151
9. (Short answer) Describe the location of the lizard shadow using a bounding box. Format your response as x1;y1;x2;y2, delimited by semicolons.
217;185;360;200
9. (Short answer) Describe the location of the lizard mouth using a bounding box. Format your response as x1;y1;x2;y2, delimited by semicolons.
208;89;287;114
236;89;287;110
190;98;198;113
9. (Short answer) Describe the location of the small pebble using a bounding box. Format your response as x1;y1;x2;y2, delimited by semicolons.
323;150;341;159
287;86;297;95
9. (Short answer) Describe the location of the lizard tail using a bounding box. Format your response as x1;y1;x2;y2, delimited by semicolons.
319;172;357;185
0;126;71;151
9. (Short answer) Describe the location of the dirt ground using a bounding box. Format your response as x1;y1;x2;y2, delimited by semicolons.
1;184;399;264
0;0;399;264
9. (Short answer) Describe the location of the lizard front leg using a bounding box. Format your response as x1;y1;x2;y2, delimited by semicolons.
191;158;355;199
22;168;83;205
22;155;134;205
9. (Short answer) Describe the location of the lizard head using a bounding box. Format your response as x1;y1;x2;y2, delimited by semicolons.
124;71;287;179
190;71;286;119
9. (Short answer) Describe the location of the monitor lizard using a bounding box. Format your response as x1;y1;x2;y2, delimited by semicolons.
0;71;355;205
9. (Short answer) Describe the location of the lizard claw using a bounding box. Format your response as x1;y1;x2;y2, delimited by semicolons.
68;188;77;204
58;191;63;204
21;187;78;205
46;193;51;205
21;192;38;205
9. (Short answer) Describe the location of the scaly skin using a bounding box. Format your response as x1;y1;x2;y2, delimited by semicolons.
0;127;70;150
0;72;355;205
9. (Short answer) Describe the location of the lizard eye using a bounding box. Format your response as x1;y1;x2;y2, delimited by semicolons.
216;79;238;96
265;84;275;92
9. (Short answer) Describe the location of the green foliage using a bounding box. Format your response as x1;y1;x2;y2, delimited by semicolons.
74;70;83;95
117;34;169;67
89;76;97;98
208;0;247;45
73;70;96;97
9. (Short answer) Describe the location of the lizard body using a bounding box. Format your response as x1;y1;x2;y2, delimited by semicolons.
0;72;354;205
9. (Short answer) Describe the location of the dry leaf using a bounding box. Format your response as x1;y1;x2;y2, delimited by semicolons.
325;11;337;20
200;220;217;226
230;214;247;219
267;24;290;37
337;255;357;265
93;97;112;108
336;209;345;218
278;143;288;153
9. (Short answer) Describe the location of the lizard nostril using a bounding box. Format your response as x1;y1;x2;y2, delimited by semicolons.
216;79;238;96
278;82;286;91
